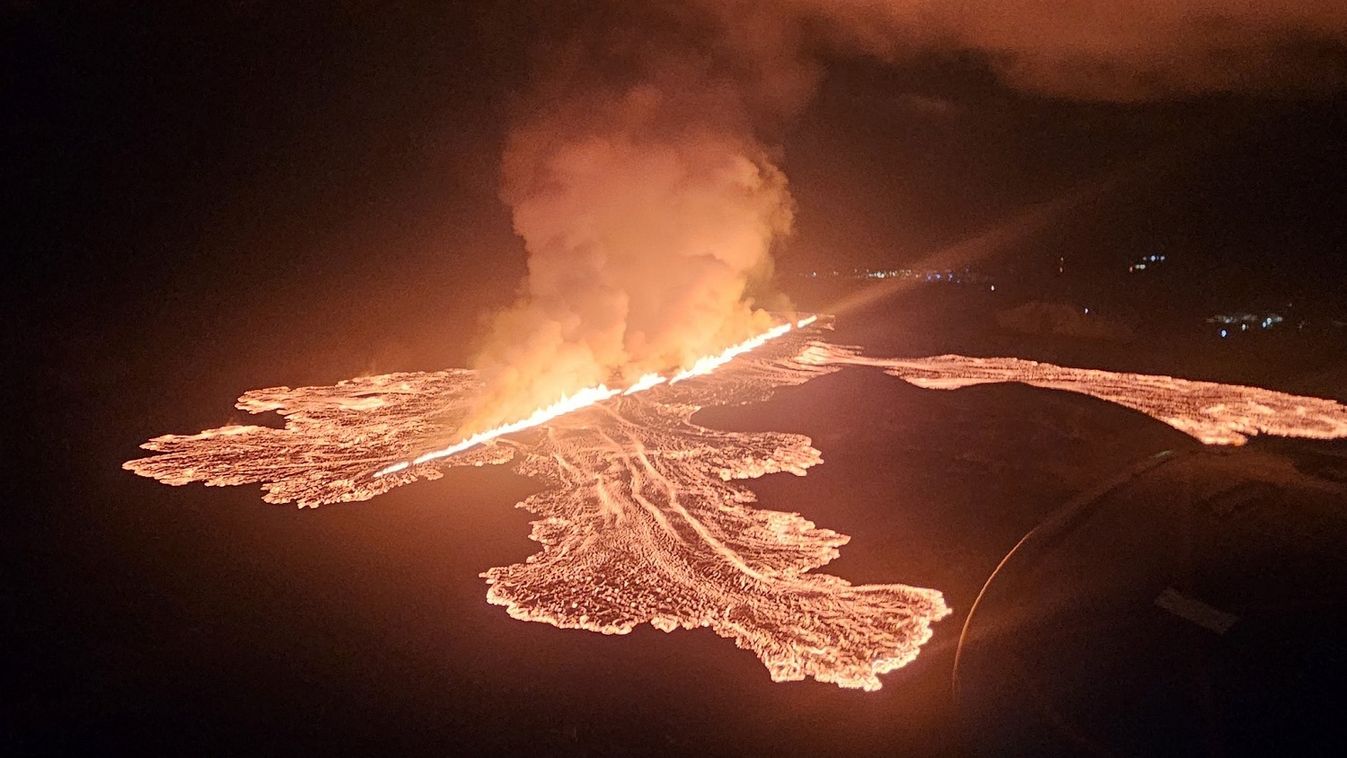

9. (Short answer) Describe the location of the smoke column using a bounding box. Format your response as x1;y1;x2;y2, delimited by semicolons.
469;0;1347;431
466;6;811;431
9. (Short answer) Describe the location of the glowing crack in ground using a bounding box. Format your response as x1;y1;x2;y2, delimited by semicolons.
125;324;1347;690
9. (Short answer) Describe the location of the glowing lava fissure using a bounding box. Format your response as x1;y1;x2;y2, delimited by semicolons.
124;321;1347;691
375;316;818;479
126;316;956;690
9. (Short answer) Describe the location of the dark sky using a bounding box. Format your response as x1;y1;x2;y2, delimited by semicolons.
10;3;1347;382
10;4;523;375
783;56;1347;309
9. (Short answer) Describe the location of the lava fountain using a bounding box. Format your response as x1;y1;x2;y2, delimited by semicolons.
125;319;1347;690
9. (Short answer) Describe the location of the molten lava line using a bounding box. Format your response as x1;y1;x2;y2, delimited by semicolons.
622;372;666;395
374;316;817;478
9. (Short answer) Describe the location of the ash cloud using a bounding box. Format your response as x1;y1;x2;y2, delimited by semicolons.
468;0;1347;430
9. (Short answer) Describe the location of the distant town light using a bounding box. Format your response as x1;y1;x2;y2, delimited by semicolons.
801;265;994;289
1128;252;1166;273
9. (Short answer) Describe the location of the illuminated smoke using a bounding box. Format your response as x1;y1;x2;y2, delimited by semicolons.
377;317;809;477
467;6;808;433
470;1;1347;435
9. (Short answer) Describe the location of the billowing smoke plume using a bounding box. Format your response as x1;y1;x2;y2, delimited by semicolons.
466;6;810;430
467;1;1347;431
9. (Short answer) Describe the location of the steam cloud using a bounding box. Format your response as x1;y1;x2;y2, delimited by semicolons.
469;1;1347;430
467;5;808;430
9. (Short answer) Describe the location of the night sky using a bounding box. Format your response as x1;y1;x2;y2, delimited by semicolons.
13;3;1347;377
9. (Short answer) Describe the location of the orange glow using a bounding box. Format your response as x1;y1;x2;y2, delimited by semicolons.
808;344;1347;446
126;324;1347;691
377;318;810;477
622;372;667;395
382;384;621;475
669;321;794;384
123;317;956;690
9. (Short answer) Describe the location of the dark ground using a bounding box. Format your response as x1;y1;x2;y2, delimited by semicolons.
10;287;1347;755
954;444;1347;755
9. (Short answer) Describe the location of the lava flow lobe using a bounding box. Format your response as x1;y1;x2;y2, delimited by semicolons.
126;325;951;690
126;328;1347;690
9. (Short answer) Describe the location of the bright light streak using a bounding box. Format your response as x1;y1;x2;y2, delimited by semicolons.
669;321;794;384
623;372;667;395
379;384;622;475
375;316;817;477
